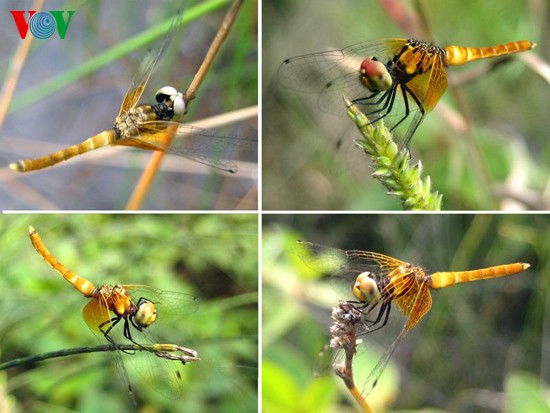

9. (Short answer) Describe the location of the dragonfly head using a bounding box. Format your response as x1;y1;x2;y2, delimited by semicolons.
352;272;381;304
134;298;158;328
359;57;393;92
156;86;186;116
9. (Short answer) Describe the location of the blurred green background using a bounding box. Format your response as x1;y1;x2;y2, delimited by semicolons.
0;214;257;413
263;214;549;412
263;0;547;210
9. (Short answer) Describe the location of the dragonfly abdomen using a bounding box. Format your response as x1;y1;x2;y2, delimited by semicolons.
9;130;117;172
429;262;530;289
444;40;535;66
29;226;97;297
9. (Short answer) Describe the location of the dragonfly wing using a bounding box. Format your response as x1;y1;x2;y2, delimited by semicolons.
313;344;342;377
113;121;178;151
279;39;409;115
117;13;183;116
126;286;199;319
293;242;405;274
279;48;357;94
293;241;405;300
389;53;447;146
394;282;432;330
124;121;257;173
406;55;448;115
355;281;432;397
82;295;116;336
279;39;407;93
401;107;426;148
111;286;197;398
324;41;410;117
118;327;188;399
361;323;408;397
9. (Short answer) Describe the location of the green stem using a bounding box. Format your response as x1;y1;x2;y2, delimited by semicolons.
0;343;199;370
344;96;442;211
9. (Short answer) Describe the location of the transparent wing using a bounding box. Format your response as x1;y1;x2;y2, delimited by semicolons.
107;286;198;399
293;241;404;282
279;39;407;93
407;55;448;113
126;286;199;318
118;121;257;173
278;39;409;113
279;39;438;144
313;343;341;377
118;12;184;116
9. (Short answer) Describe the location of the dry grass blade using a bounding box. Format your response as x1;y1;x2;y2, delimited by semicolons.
126;0;245;210
0;0;43;128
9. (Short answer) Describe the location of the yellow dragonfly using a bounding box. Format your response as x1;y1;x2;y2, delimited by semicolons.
280;39;535;147
10;13;254;173
30;226;199;401
294;241;530;396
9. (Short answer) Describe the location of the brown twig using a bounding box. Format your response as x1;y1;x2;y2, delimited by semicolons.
126;0;244;210
329;302;375;413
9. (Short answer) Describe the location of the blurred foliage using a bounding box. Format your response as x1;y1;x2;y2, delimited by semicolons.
0;214;257;413
262;215;550;412
263;0;547;210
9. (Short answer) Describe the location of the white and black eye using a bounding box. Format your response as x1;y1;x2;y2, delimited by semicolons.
172;93;185;115
155;86;178;103
352;272;380;304
155;86;185;115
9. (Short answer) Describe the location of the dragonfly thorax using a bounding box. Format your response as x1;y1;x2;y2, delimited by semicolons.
114;106;158;139
98;285;134;317
156;86;185;116
391;39;445;78
353;272;381;304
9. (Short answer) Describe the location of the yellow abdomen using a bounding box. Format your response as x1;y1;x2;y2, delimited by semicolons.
430;263;530;289
29;226;97;297
444;40;535;66
10;130;116;172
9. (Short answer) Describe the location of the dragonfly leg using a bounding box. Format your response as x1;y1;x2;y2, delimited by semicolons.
388;83;411;133
370;300;392;332
99;316;128;348
373;83;400;123
124;318;146;349
99;316;143;355
359;300;392;334
347;298;389;330
401;84;426;149
358;83;399;125
353;88;393;114
99;316;120;342
353;89;385;106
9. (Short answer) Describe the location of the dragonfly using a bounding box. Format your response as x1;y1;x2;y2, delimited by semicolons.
279;38;535;147
29;226;200;401
293;240;530;396
10;13;254;173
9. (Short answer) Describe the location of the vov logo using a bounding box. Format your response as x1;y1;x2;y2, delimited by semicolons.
10;10;75;39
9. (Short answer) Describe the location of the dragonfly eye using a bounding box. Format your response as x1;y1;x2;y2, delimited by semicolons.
134;299;158;328
353;272;380;304
359;57;393;92
172;94;186;116
156;86;185;116
155;86;179;103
